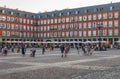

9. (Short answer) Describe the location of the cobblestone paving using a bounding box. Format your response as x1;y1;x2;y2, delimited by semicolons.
0;67;98;79
0;48;120;79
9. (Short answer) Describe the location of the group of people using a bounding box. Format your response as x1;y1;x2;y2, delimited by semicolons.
0;44;95;58
60;44;70;57
81;45;94;56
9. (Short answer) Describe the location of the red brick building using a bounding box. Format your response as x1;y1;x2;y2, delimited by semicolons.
0;2;120;47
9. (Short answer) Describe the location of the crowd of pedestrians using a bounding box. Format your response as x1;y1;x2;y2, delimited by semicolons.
0;44;96;58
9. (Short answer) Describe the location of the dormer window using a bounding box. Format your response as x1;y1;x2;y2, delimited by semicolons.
2;10;5;13
38;16;41;19
52;14;54;17
10;11;13;15
33;16;35;19
59;13;63;16
67;12;71;15
17;13;20;16
75;11;79;14
110;6;114;11
24;14;28;17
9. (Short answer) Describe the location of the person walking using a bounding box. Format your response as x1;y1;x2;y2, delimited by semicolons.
42;45;45;55
21;45;25;56
30;46;36;57
64;45;69;57
60;44;65;57
76;45;80;54
3;46;8;56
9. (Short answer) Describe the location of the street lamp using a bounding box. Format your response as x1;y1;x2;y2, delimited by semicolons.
97;23;103;51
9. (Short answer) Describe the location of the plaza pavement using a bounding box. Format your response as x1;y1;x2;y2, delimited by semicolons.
0;48;120;79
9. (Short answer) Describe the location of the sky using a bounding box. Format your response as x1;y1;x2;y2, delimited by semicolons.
0;0;120;13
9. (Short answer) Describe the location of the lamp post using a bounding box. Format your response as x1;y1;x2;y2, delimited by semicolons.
97;23;103;51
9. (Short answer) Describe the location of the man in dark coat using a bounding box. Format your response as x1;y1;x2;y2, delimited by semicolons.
60;44;65;57
21;45;25;56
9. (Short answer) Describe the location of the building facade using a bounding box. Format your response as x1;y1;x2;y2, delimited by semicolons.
0;2;120;47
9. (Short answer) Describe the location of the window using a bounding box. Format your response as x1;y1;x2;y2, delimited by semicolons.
2;23;6;29
23;25;26;30
110;6;113;11
61;18;65;23
11;31;14;36
88;15;92;20
51;19;53;24
44;20;46;24
103;30;107;36
88;31;91;36
7;24;10;29
79;31;82;37
11;17;14;22
47;26;50;31
62;32;65;37
15;24;18;30
79;16;82;21
34;27;36;31
2;10;5;14
2;31;6;36
41;27;43;31
109;30;112;36
66;18;69;22
93;30;96;36
79;23;82;29
7;16;10;21
108;12;113;19
47;33;50;37
23;32;26;37
70;31;73;37
31;20;33;24
44;26;46;31
11;24;14;29
7;31;10;36
10;11;13;15
98;14;102;20
83;31;86;37
44;33;46;37
52;14;54;17
58;18;61;23
27;33;30;37
47;19;50;24
103;13;107;19
26;26;29;30
66;32;69;37
2;16;6;21
67;12;70;15
103;21;107;27
70;17;73;22
88;22;91;28
93;14;96;20
16;32;19;36
114;20;118;27
92;22;97;28
27;19;29;24
83;16;87;21
59;13;62;16
54;19;57;23
75;11;79;14
74;31;78;37
83;23;87;29
23;19;26;23
31;26;33;31
74;16;78;22
19;18;22;23
108;21;113;27
114;12;119;18
114;29;118;35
